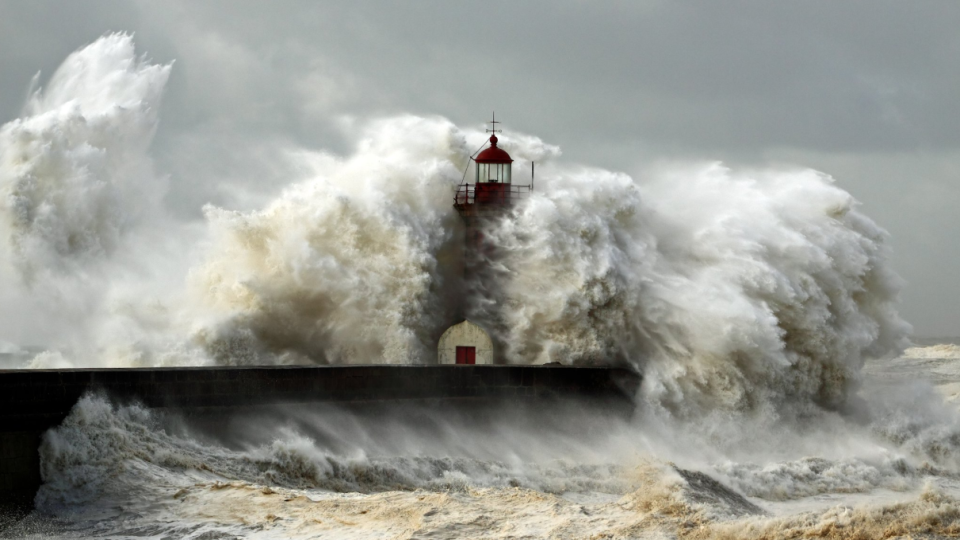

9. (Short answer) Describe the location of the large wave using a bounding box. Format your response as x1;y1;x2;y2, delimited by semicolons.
22;393;960;540
0;33;169;280
0;35;910;417
0;33;185;366
484;163;910;416
188;116;471;365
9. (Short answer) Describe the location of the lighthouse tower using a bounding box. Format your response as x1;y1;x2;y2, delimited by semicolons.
453;113;531;247
438;114;533;365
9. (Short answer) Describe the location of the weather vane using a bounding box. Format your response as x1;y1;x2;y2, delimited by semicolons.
486;111;501;134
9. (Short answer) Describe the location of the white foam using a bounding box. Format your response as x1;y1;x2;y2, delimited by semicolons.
26;395;960;539
0;33;169;279
0;37;910;420
187;116;472;364
484;163;909;418
903;343;960;359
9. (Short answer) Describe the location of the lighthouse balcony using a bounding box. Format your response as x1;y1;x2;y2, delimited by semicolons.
453;183;531;216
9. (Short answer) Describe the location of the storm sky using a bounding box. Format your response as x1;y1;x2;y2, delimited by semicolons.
1;0;958;337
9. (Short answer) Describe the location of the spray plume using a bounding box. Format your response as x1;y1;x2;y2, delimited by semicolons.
0;35;910;418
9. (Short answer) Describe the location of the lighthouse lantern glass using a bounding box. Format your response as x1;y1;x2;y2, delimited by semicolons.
476;163;512;184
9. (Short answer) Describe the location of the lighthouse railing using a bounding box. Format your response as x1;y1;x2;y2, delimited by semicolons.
454;183;532;209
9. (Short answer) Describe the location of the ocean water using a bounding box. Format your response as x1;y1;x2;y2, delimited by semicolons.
2;34;958;539
2;343;959;539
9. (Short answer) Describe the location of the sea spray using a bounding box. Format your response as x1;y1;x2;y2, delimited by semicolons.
0;35;910;418
0;34;186;366
26;391;960;539
35;394;638;510
0;33;169;281
483;163;910;417
189;116;470;364
192;136;910;416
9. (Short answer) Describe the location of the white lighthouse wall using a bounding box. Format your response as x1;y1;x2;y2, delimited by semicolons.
437;320;494;364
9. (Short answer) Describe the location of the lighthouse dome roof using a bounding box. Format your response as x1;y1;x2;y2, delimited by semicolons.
474;134;514;164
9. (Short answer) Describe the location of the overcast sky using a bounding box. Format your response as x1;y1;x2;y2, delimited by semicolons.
1;1;958;336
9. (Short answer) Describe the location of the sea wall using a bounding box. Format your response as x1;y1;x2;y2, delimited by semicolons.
0;365;640;512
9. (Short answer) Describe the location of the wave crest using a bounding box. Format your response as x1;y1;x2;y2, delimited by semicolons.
0;33;169;281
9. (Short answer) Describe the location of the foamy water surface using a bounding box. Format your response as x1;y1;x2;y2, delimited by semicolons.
1;345;958;539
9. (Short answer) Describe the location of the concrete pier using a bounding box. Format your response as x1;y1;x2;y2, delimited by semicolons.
0;364;640;514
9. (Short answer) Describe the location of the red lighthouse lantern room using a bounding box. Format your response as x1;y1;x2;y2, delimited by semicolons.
454;113;532;217
473;135;513;192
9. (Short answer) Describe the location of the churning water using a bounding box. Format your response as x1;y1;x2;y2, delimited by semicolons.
3;35;959;539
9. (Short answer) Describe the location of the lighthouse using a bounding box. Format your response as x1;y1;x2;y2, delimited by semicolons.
438;114;533;365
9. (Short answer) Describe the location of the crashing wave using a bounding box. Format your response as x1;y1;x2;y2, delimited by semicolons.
0;35;910;417
0;33;169;280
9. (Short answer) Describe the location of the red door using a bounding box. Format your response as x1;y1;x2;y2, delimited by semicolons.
456;346;476;365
